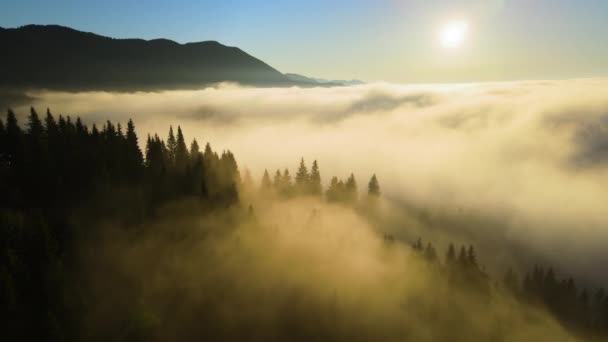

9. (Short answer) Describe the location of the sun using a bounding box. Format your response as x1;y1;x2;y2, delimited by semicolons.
439;20;469;49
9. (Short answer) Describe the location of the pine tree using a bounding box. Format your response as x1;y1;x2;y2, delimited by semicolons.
261;169;272;192
5;109;22;166
273;169;283;190
190;139;200;159
166;126;177;166
45;109;58;143
189;143;205;197
75;117;86;136
345;173;357;203
295;157;309;194
310;160;322;196
368;174;380;197
282;168;292;196
241;168;254;192
203;142;215;165
222;150;240;184
175;126;189;172
413;237;423;251
326;176;340;202
26;108;45;168
125;119;143;179
425;243;437;262
458;246;468;267
27;107;44;140
0;117;5;164
446;243;456;265
467;245;477;269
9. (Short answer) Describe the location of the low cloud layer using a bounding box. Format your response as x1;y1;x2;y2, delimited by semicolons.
80;197;578;341
15;78;608;283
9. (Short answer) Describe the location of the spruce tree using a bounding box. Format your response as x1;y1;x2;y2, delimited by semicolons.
282;168;292;196
167;126;177;166
27;107;44;140
273;169;283;190
345;173;357;203
446;243;456;265
175;126;189;171
190;139;200;158
425;243;437;262
44;108;56;128
458;246;468;267
467;245;477;269
326;176;340;202
413;237;423;251
241;168;253;191
295;157;310;193
310;160;322;196
261;169;272;192
125;119;143;178
5;109;22;166
368;174;380;197
0;117;5;165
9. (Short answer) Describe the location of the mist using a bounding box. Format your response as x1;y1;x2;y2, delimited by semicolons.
77;195;578;341
15;79;608;285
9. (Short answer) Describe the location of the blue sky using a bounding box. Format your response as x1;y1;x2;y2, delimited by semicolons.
2;0;608;82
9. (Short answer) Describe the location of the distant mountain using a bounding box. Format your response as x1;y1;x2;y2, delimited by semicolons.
285;73;365;87
0;25;301;91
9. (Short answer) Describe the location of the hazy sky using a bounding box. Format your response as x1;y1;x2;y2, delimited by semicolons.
2;0;608;82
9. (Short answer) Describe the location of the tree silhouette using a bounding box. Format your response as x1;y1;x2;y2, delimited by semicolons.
345;173;357;203
458;246;468;267
190;139;200;158
0;117;5;161
273;169;282;190
425;243;437;262
261;169;272;193
310;160;322;196
5;109;22;166
241;167;254;192
281;168;293;196
445;243;456;265
125;118;143;179
166;126;177;166
368;174;380;197
467;245;477;269
295;157;309;194
175;126;189;172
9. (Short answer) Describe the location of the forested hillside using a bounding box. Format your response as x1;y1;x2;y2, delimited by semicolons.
1;108;607;341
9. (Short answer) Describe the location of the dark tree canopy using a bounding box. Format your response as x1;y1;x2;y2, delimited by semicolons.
368;174;380;197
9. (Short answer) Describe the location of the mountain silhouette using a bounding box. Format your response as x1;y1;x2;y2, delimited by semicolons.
0;25;301;91
285;73;365;86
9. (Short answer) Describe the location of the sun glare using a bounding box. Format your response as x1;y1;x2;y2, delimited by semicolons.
439;20;469;49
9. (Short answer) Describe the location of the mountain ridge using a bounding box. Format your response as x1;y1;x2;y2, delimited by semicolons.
0;24;300;91
285;73;365;87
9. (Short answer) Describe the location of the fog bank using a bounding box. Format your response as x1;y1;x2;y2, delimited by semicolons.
16;78;608;283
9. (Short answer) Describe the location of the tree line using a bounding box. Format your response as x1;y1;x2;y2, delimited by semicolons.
406;237;608;338
1;107;607;340
257;158;381;203
0;108;241;341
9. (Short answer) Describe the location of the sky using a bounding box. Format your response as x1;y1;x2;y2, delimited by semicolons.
2;0;608;83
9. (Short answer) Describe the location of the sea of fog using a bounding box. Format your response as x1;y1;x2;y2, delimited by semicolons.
12;78;608;284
